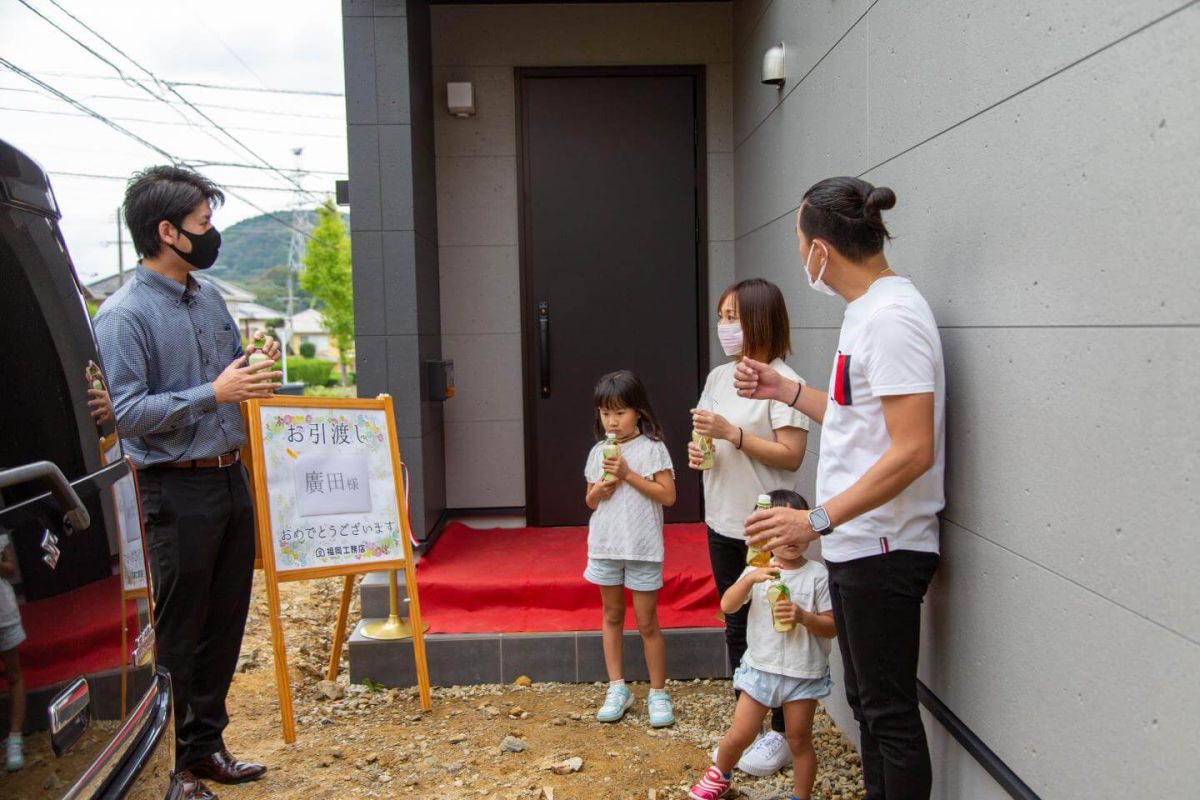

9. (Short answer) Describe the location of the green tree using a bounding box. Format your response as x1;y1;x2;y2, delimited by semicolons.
299;200;355;385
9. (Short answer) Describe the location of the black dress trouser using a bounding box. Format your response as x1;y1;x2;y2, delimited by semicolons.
138;464;256;770
707;527;785;734
827;550;939;800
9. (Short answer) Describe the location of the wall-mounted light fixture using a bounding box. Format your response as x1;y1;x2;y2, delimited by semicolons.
762;43;786;88
447;82;475;117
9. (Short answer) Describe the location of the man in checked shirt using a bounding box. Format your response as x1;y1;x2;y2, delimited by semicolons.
95;166;280;800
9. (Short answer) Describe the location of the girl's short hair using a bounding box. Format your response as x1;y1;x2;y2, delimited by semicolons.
799;176;896;262
717;278;791;363
593;370;665;441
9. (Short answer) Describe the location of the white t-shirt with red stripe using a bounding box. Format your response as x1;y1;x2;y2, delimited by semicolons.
816;276;945;563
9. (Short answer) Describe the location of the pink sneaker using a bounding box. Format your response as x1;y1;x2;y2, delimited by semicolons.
688;765;732;800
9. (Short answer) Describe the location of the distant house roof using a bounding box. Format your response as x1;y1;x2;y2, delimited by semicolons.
235;302;286;320
86;270;257;303
289;307;327;334
202;275;257;303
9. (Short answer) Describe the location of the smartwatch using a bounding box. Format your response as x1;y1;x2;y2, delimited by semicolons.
810;506;834;536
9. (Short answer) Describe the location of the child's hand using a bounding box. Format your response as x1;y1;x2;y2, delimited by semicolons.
686;440;705;470
88;386;114;427
602;453;631;481
747;566;780;584
587;478;618;508
772;600;801;627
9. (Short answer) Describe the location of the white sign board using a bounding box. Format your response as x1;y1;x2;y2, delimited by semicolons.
114;469;148;593
256;405;403;574
293;452;372;517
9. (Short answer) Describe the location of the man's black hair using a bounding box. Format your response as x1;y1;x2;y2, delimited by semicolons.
123;165;225;258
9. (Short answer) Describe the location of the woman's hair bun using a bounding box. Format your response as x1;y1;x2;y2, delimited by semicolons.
863;186;897;222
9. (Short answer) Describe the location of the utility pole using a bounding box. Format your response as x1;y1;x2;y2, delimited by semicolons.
282;147;311;384
116;206;125;287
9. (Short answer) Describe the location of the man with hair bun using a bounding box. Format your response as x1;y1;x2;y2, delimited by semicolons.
734;176;946;800
95;165;281;799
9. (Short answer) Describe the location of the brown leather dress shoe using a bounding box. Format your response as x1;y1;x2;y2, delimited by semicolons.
175;768;218;800
187;749;267;784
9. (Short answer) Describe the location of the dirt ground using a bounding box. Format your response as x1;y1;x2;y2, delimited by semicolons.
219;574;867;800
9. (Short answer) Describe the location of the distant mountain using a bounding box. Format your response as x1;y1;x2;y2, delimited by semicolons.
210;210;349;313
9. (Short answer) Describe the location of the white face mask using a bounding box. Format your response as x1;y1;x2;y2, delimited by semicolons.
717;322;743;356
803;241;837;297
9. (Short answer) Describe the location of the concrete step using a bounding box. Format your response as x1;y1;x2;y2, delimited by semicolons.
359;563;420;619
347;621;729;688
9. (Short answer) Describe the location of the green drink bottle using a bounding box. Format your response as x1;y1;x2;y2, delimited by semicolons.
746;494;772;567
248;335;270;367
601;433;620;481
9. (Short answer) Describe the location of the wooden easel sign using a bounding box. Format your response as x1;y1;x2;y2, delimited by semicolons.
244;394;431;742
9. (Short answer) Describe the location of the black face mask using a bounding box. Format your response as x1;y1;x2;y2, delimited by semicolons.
169;225;221;270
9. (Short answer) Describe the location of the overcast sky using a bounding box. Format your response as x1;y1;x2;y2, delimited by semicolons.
0;0;347;283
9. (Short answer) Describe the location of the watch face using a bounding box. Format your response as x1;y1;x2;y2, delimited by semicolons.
810;507;831;533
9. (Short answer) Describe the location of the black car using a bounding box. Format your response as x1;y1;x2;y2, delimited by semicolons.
0;140;178;799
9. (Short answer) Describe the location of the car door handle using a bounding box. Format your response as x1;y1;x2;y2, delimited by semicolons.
537;301;551;399
48;677;91;756
0;460;90;531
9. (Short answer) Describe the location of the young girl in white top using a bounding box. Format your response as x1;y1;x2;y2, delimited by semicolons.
583;370;677;727
690;490;836;800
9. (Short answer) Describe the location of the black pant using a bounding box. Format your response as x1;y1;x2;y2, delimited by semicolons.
827;550;939;800
707;527;785;734
139;464;256;769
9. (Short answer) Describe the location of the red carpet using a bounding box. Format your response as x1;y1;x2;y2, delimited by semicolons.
2;575;139;691
414;522;722;634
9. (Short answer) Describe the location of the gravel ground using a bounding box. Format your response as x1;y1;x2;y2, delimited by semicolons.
213;575;866;800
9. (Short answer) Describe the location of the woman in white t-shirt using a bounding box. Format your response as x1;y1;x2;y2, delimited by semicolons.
687;278;810;776
735;177;945;800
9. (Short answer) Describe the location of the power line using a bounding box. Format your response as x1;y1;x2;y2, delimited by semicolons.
0;58;175;161
0;93;347;173
0;103;345;139
166;80;343;98
32;71;345;97
14;0;260;170
15;0;141;93
198;17;270;90
49;170;330;195
26;0;324;203
0;58;329;248
186;160;346;177
1;86;348;122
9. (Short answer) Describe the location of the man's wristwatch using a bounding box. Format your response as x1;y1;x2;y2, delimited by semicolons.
809;506;834;536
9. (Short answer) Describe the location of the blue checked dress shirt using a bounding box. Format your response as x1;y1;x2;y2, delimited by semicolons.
93;263;247;467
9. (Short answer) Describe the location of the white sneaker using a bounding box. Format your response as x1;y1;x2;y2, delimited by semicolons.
6;733;23;772
735;731;789;777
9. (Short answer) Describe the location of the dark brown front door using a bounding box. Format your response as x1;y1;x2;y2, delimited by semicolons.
518;67;706;527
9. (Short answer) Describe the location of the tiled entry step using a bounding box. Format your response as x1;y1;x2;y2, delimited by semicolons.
348;624;731;688
360;568;414;619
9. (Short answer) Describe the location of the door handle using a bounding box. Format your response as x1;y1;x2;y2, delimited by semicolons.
537;301;550;398
0;460;91;532
48;677;90;756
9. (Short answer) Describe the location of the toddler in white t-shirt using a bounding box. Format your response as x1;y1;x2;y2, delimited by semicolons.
583;370;677;728
690;491;836;800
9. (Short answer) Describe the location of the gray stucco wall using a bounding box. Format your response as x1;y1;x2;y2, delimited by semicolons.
343;0;446;536
732;1;1200;796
